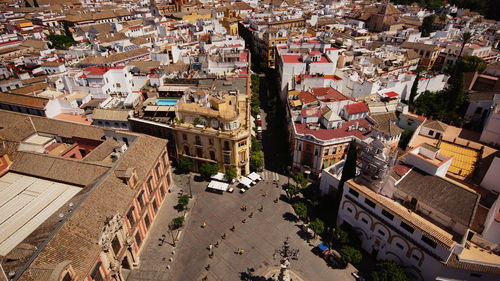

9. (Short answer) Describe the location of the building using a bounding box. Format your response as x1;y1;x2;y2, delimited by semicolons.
130;76;252;176
0;110;173;281
400;42;441;69
337;139;500;281
480;95;500;146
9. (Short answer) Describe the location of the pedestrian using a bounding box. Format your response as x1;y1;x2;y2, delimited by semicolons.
201;222;207;228
215;241;219;247
205;264;210;271
221;233;226;239
208;244;212;251
230;225;235;231
242;218;246;223
249;212;253;218
274;198;278;203
239;249;245;255
236;248;241;254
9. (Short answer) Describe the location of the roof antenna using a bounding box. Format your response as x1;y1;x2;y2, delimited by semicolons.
28;116;37;133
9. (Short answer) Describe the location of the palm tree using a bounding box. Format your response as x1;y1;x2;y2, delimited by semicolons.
458;32;473;58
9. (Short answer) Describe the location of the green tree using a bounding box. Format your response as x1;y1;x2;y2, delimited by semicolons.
171;216;185;229
199;162;219;178
458;31;474;58
398;130;413;150
287;184;301;198
224;167;237;182
251;136;262;152
250;151;262;171
339;246;363;265
371;260;410;281
292;172;308;188
308;218;325;238
178;156;193;173
408;72;420;112
177;194;189;210
334;140;358;220
24;0;31;7
334;228;349;244
292;202;308;221
47;34;76;50
461;55;487;73
421;15;435;37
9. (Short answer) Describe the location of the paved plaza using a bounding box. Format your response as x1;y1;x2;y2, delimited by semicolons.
127;171;358;281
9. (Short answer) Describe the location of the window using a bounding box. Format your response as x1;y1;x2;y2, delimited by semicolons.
395;242;404;250
62;273;72;281
470;273;483;278
474;107;482;114
298;143;302;151
127;207;135;225
348;188;359;198
196;148;203;158
224;154;231;164
195;136;201;145
400;222;415;234
428;130;434;136
411;254;420;261
314;148;319;156
111;235;121;255
90;262;103;281
210;151;216;160
238;141;246;147
182;134;187;141
116;83;121;88
184;146;190;156
155;163;161;179
381;210;394;221
137;190;145;208
347;207;353;213
377;230;386;236
152;199;158;213
224;141;230;151
147;176;153;194
209;138;213;145
161;151;167;168
361;218;368;224
324;149;329;155
421;235;437;249
144;215;151;229
135;231;142;246
364;198;376;208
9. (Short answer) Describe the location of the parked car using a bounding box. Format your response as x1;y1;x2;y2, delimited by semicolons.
351;272;365;281
227;187;234;193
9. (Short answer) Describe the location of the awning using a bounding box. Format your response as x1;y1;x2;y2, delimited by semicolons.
317;243;329;251
207;180;229;192
211;172;226;182
247;172;261;182
238;177;253;188
145;105;175;112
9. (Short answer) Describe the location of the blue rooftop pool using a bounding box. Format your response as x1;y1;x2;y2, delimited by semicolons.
156;99;178;106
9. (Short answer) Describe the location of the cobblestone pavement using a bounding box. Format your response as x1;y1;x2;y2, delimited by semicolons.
128;171;358;281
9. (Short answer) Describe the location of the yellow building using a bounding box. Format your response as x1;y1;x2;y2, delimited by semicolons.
222;18;239;36
263;28;288;68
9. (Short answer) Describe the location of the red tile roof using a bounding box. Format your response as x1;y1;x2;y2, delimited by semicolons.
310;87;354;102
84;66;125;76
294;118;371;141
345;102;369;114
282;54;302;63
297;91;317;104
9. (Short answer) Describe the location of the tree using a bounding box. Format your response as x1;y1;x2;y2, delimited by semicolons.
308;218;325;238
458;31;473;58
408;72;420;112
47;34;76;50
177;194;189;210
250;151;262;171
224;167;237;182
421;15;435;37
199;163;219;178
24;0;31;7
334;228;349;244
461;55;487;73
171;216;185;229
287;184;301;198
339;246;363;265
371;260;410;281
292;202;308;221
292;172;308;188
178;156;193;173
334;140;358;220
251;136;262;152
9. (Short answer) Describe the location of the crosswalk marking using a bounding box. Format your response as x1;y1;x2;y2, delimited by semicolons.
261;171;280;181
